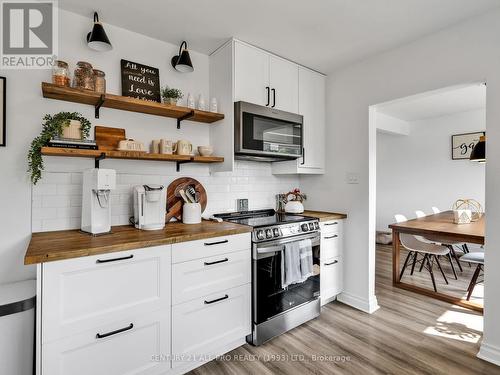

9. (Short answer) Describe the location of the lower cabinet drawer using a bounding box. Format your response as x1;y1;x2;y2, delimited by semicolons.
42;309;171;375
320;220;342;235
172;284;251;368
321;256;342;305
42;246;171;343
172;249;251;305
321;233;342;260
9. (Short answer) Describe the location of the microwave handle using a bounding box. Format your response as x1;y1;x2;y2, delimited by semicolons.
265;87;270;106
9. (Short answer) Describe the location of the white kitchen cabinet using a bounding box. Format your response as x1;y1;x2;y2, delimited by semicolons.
42;309;171;375
172;284;251;369
234;42;269;107
269;56;299;113
272;67;326;174
320;219;344;305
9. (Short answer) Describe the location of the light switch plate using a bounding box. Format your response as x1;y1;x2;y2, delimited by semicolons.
346;173;359;184
237;199;249;211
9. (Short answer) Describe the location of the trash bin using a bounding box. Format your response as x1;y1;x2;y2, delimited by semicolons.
0;280;36;375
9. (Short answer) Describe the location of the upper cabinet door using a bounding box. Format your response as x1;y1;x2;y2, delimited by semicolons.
299;67;325;170
234;42;270;106
269;56;299;113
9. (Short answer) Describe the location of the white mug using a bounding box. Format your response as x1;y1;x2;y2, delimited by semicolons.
173;140;193;155
160;139;173;154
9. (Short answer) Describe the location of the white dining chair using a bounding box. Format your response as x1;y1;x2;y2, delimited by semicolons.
432;207;440;214
460;252;484;300
394;214;450;291
415;210;426;218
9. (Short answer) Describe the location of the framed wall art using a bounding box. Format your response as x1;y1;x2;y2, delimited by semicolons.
451;131;485;160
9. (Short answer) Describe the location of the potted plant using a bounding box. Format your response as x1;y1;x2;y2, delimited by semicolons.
284;188;307;213
28;112;91;184
161;85;183;105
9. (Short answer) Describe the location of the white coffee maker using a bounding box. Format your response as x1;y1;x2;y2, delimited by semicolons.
81;168;116;235
133;185;166;230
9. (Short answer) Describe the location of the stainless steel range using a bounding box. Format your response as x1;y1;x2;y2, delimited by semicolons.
214;209;321;346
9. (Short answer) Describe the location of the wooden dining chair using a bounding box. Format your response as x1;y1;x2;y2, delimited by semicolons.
459;252;484;300
395;214;450;292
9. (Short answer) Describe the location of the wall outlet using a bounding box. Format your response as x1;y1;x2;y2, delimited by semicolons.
346;172;359;184
237;199;249;211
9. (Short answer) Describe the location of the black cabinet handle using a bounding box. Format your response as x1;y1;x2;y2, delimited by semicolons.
96;323;133;339
96;254;133;264
324;260;338;266
271;88;276;108
324;235;338;240
204;239;228;246
301;148;305;165
265;87;270;106
204;294;229;304
204;258;229;266
324;222;338;226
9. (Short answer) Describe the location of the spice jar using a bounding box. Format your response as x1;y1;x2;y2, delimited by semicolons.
52;60;70;87
93;69;106;93
73;61;94;90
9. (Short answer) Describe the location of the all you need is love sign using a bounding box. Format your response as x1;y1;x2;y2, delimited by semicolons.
120;59;161;103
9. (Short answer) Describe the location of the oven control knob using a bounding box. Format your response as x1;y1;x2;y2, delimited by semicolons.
309;222;315;230
265;229;273;239
256;230;265;240
301;223;309;232
273;228;281;237
314;222;320;230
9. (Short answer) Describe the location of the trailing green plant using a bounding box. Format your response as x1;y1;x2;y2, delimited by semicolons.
28;112;91;185
161;85;183;100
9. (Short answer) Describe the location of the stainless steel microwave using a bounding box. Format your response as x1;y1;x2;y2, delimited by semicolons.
234;101;303;161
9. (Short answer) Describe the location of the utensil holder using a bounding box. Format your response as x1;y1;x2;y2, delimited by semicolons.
183;203;201;224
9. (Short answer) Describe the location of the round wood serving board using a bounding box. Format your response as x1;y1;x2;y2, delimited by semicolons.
166;177;207;222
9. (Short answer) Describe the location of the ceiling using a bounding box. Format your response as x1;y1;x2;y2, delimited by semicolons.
377;83;486;122
58;0;500;73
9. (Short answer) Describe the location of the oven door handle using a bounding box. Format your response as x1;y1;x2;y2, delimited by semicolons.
256;232;319;254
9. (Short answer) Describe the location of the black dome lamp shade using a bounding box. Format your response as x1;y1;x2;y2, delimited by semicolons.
86;12;112;52
171;41;194;73
470;135;486;163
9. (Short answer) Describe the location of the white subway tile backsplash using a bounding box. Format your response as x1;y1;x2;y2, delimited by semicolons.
32;162;299;232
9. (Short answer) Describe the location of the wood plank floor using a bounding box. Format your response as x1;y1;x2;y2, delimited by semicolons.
189;245;498;375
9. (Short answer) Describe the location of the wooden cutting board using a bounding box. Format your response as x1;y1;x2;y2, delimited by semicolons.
166;177;207;222
95;126;126;150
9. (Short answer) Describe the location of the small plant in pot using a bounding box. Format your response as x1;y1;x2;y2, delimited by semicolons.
28;112;91;185
284;188;307;213
161;86;183;106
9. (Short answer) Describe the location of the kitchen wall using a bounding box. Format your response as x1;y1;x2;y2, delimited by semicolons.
0;9;297;283
376;109;486;232
300;9;500;364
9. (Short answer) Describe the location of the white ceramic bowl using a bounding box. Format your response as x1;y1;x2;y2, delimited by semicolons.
198;146;214;156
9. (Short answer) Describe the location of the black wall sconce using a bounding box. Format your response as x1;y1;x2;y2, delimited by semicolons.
87;12;113;52
171;41;194;73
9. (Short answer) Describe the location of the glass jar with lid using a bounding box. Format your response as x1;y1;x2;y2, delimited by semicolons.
73;61;94;90
93;69;106;93
52;60;70;87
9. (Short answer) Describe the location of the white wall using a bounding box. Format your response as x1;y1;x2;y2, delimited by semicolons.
377;109;485;232
300;9;500;364
0;9;297;284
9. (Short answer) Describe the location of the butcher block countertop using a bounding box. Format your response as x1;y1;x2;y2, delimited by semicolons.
25;221;252;265
302;210;347;222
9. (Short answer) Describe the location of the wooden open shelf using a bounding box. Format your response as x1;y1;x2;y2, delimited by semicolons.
41;82;225;127
41;147;224;171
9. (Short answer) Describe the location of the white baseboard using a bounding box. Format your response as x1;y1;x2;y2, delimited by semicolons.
337;291;380;314
478;341;500;366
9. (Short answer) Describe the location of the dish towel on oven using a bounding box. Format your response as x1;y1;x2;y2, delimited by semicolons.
281;239;314;288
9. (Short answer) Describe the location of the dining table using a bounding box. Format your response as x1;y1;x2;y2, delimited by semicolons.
389;210;485;311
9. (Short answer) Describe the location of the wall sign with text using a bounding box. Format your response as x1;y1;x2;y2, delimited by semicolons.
120;59;161;102
451;131;485;160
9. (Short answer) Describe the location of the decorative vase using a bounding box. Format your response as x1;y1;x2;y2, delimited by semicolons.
61;120;82;139
284;200;304;214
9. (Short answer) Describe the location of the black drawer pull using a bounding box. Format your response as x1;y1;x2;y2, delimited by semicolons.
204;258;229;266
324;222;338;226
204;239;229;246
204;294;229;304
324;235;338;239
96;254;134;264
324;260;338;266
96;323;133;339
